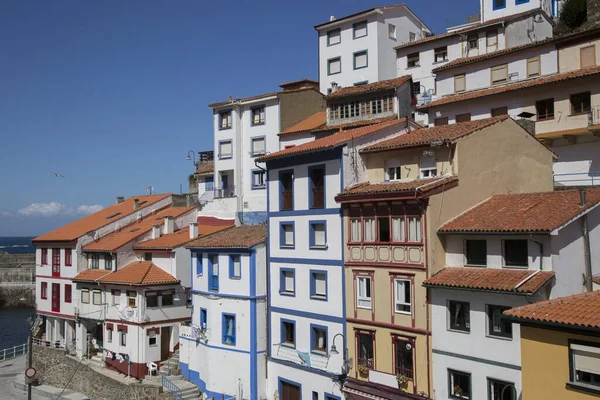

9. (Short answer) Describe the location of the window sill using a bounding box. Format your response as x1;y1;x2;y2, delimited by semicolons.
280;291;295;297
353;66;368;70
327;42;341;47
353;34;367;40
448;327;470;334
503;265;529;269
280;246;295;250
250;153;266;158
251;123;265;127
281;343;295;349
464;264;487;268
395;310;411;315
219;156;233;160
357;305;372;310
566;381;600;395
229;276;241;280
537;117;554;122
432;60;449;65
486;333;513;341
219;127;232;131
327;72;341;76
251;186;266;190
311;295;327;301
569;112;591;117
309;246;328;250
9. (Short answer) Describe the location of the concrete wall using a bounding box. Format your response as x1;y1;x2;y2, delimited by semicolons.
558;37;600;73
480;0;544;22
278;89;326;132
365;146;452;183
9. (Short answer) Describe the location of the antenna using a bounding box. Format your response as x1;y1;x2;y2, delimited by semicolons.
146;186;153;195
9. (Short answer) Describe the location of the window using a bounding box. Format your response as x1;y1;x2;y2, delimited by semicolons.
209;255;219;291
487;30;498;48
222;314;236;345
162;291;173;306
456;113;471;122
581;45;596;68
487;305;512;339
51;283;60;312
503;239;528;267
407;53;420;68
536;98;554;121
327;28;341;46
195;252;203;275
200;308;207;329
434;117;449;126
357;276;372;309
527;56;540;77
389;24;396;39
377;217;390;242
309;166;325;209
435;46;448;62
328;57;341;75
92;290;102;305
149;332;157;346
388;166;401;180
448;301;470;332
280;268;295;295
454;74;466;93
81;288;90;304
570;342;600;389
127;290;136;307
112;289;120;305
120;330;127;346
280;223;294;248
488;378;515;400
449;369;471;399
571;92;591;114
357;332;374;369
280;170;294;211
41;248;48;265
351;218;362;242
465;240;487;266
65;284;72;303
52;248;60;267
229;255;241;279
468;34;478;50
409;32;416;42
493;0;506;8
354;51;368;69
281;320;295;347
310;222;327;248
219;111;232;129
251;137;265;156
104;255;112;270
251;107;265;125
364;218;376;242
491;64;508;84
310;271;327;300
90;254;99;269
107;328;112;343
491;106;508;117
395;339;414;379
251;170;266;190
412;81;421;94
311;325;327;354
353;21;367;38
394;279;411;314
408;217;421;242
420;157;437;178
65;249;72;266
329;96;394;122
219;140;232;159
41;282;48;299
144;252;152;261
392;217;406;242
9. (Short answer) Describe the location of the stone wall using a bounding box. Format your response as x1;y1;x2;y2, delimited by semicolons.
32;345;174;400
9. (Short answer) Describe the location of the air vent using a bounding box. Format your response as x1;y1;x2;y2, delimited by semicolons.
106;212;122;219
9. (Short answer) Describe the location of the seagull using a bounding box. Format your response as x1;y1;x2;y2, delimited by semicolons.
51;171;65;178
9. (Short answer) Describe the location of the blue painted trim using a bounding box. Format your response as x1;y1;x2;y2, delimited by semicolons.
327;56;341;76
221;312;236;346
185;246;252;253
179;362;226;398
269;357;342;378
279;267;296;297
218;109;232;131
309;220;328;250
327;28;341;46
270;208;340;218
353;20;368;39
308;164;326;210
516;0;529;4
493;0;506;10
251;168;266;190
278;169;294;211
190;251;194;291
250;251;257;298
278;376;302;398
266;163;272;357
280;318;296;349
353;49;368;70
270;306;345;324
179;337;266;355
279;221;295;249
250;105;266;126
195;252;203;275
200;308;207;328
270;257;342;266
340;151;347;358
310;323;328;356
191;289;266;300
250;135;267;158
208;255;219;292
325;393;342;400
266;147;342;170
250;290;257;399
309;269;328;301
229;254;241;279
217;139;233;159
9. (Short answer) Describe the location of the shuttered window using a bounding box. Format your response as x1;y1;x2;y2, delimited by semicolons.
328;57;341;75
354;51;368;69
454;74;466;92
491;64;508;84
491;106;509;117
581;46;596;68
456;113;471;122
571;343;600;386
219;141;232;158
527;56;540;77
434;117;449;126
251;137;265;156
486;30;498;48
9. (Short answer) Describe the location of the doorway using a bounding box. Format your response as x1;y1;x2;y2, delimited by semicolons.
280;379;301;400
161;326;171;360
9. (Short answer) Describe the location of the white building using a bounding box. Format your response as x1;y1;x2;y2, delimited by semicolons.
315;4;430;94
478;0;554;23
425;187;600;400
33;194;176;351
200;80;325;225
179;225;267;399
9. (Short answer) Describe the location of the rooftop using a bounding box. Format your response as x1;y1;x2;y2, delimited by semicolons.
424;267;555;294
336;176;458;201
32;193;172;243
194;161;214;176
133;225;230;250
186;224;267;249
97;261;178;286
439;188;600;234
504;290;600;330
208;91;279;108
325;76;412;100
72;269;112;283
279;113;398;136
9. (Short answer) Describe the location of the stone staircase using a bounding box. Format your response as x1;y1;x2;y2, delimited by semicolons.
89;353;105;369
151;351;201;400
159;350;181;376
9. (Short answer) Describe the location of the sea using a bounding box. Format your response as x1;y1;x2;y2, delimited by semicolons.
0;237;36;350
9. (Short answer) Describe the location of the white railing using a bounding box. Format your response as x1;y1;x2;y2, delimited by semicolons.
0;343;28;361
32;338;65;348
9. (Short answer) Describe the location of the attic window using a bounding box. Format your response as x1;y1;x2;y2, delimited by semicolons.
130;228;141;233
138;201;147;206
107;212;122;219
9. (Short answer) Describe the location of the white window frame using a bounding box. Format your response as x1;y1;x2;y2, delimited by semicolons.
351;218;362;242
385;159;402;181
81;288;90;304
364;218;376;242
394;279;412;314
357;276;372;309
219;141;233;159
92;290;102;305
388;24;396;39
251;137;266;156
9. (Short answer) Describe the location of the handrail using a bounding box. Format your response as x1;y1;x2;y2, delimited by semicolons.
553;171;600;186
0;343;28;361
161;375;183;400
32;338;65;348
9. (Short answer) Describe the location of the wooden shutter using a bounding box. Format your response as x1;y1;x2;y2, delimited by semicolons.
491;64;508;84
527;56;540;77
456;113;471;123
491;106;508;117
434;117;449;126
581;46;596;68
454;74;466;92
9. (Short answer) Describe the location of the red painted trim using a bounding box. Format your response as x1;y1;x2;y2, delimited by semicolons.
104;316;190;327
117;324;128;333
347;318;430;336
106;323;114;330
345;261;425;270
40;282;48;299
103;357;147;380
35;275;73;281
36;310;75;320
41;248;48;265
64;284;72;303
65;249;72;266
146;327;161;335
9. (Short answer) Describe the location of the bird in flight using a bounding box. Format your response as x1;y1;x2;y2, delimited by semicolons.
51;171;65;178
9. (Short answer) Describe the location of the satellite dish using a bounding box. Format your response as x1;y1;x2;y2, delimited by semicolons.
406;342;412;351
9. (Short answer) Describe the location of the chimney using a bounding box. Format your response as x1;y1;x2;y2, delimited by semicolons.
133;198;140;209
152;224;162;239
580;189;587;207
189;222;198;239
163;216;174;234
116;196;125;205
228;95;233;102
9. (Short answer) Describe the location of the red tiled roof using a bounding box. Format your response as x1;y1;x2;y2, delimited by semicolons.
418;66;600;110
336;176;458;199
361;116;508;152
72;269;112;282
195;161;214;175
279;113;399;136
258;118;408;162
423;267;555;294
280;112;327;135
504;290;600;329
83;206;196;252
187;225;267;249
32;194;172;243
208;92;279;108
343;377;427;400
394;9;547;50
133;225;230;250
439;188;600;233
326;76;412;99
431;38;555;73
97;261;178;285
279;78;318;87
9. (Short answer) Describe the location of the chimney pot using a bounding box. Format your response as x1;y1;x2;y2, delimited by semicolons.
228;95;233;102
116;196;125;205
189;222;198;239
133;198;140;209
163;216;174;234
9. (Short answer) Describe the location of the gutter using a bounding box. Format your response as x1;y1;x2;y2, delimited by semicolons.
422;284;538;296
438;231;550;236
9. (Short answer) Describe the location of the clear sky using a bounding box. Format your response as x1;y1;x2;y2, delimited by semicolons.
0;0;478;236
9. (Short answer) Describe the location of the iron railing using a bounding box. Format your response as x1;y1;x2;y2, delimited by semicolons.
396;366;414;379
32;338;65;348
0;343;27;361
553;171;600;186
214;186;236;199
162;375;183;400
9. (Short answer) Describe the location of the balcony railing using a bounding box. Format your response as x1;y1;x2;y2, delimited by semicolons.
554;172;600;186
358;357;374;369
396;366;414;379
214;186;236;199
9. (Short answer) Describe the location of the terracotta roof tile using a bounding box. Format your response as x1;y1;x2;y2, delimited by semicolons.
336;176;458;199
280;114;400;137
208;92;279;108
133;225;230;250
325;76;412;99
97;261;178;285
280;112;327;135
361;116;508;152
186;225;267;249
423;267;555;294
72;269;112;282
431;38;555;73
32;194;172;243
195;161;214;175
504;290;600;329
439;188;600;233
343;377;429;400
83;206;196;252
418;66;600;110
258;118;408;162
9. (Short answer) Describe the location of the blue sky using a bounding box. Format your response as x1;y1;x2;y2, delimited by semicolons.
0;0;478;236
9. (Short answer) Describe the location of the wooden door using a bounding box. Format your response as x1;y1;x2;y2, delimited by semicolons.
161;326;170;361
280;381;301;400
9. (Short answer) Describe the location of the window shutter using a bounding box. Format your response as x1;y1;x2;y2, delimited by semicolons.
252;138;265;154
572;344;600;375
314;225;325;245
527;57;540;77
581;46;596;68
329;59;341;74
355;52;367;68
491;65;507;83
315;274;326;295
285;271;294;291
454;75;466;92
220;141;232;156
285;226;294;244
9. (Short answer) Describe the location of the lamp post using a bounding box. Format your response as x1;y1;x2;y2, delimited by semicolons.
329;333;349;377
20;287;35;400
186;150;197;166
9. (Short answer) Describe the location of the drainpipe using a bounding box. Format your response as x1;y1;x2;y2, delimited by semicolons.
581;189;593;292
528;234;543;270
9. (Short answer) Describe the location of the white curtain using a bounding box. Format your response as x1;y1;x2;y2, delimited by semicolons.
315;274;326;296
225;318;234;345
364;219;375;242
392;217;405;242
351;219;362;242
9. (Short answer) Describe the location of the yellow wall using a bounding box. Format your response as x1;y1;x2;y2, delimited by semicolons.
366;147;453;183
521;326;600;399
559;38;600;73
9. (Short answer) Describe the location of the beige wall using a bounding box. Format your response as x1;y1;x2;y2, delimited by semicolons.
521;326;600;400
559;38;600;73
365;147;453;183
278;89;325;132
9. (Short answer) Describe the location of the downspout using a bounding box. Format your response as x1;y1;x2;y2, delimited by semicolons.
422;201;432;398
583;215;593;292
528;234;543;270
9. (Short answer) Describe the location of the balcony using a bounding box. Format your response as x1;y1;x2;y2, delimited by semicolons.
347;243;424;265
589;106;600;128
214;185;236;199
554;172;600;186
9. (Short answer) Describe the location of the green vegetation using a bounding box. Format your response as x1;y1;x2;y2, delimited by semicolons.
560;0;587;29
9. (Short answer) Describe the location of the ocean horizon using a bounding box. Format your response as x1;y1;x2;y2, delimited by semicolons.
0;237;35;254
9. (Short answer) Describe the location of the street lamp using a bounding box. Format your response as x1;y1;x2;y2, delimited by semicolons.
329;333;350;377
186;150;197;166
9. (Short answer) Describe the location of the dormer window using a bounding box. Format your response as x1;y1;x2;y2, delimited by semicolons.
219;111;232;130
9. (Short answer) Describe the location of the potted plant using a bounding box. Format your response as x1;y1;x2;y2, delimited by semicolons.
396;373;409;389
357;364;369;376
453;385;464;397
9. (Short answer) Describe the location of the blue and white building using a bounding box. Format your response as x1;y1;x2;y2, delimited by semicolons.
179;225;268;399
